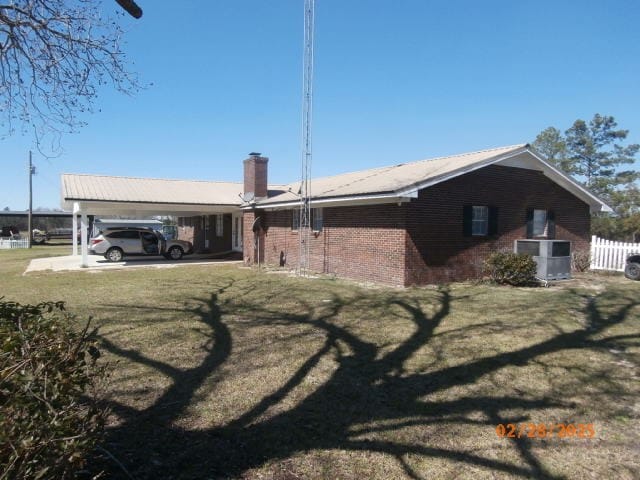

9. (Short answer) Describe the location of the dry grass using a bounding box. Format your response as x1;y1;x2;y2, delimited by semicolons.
1;247;639;479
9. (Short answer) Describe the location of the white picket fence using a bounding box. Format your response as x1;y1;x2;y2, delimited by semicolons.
590;235;640;272
0;238;29;249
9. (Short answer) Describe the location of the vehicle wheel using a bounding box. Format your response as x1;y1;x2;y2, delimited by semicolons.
167;246;183;260
105;247;124;262
624;262;640;280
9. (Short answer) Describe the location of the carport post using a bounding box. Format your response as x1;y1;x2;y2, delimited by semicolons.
80;213;88;268
72;202;79;256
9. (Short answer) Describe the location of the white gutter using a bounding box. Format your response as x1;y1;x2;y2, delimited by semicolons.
242;191;417;210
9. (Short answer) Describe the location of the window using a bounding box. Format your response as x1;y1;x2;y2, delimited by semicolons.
203;216;210;249
292;209;300;231
471;206;488;236
216;215;223;237
463;205;498;237
292;208;322;231
141;232;156;242
312;208;323;232
533;209;547;236
526;208;555;239
107;230;140;239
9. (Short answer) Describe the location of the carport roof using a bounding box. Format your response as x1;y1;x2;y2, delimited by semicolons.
61;173;244;207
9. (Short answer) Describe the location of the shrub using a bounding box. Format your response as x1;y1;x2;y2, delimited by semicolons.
0;300;106;480
572;249;591;272
484;252;538;286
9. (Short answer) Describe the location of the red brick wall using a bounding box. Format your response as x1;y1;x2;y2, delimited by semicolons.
178;215;233;254
244;165;591;287
243;211;266;265
404;165;591;285
243;205;408;286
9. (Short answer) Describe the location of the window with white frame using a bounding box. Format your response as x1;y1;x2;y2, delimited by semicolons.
216;215;223;237
471;206;488;236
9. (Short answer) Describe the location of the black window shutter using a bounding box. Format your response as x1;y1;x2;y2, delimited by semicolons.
547;210;556;239
526;208;534;238
488;206;499;236
463;205;472;237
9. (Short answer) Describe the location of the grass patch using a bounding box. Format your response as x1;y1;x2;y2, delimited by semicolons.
1;248;639;479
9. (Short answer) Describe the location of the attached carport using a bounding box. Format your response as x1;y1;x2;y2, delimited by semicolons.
61;173;244;267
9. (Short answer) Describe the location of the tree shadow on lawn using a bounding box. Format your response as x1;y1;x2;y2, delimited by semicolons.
92;279;640;480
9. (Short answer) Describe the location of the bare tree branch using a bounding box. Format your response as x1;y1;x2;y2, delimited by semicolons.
0;0;141;155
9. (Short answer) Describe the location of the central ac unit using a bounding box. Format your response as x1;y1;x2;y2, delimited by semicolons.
514;239;572;280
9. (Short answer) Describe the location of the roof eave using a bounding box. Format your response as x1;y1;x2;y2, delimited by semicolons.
63;197;241;207
525;149;613;213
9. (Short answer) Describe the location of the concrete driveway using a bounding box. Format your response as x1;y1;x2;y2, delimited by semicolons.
25;253;242;274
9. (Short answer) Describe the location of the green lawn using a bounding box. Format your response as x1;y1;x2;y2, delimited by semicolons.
1;247;639;479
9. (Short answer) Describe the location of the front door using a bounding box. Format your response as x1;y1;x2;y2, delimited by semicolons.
232;214;243;252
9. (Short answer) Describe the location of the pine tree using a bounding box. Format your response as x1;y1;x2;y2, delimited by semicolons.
564;114;639;197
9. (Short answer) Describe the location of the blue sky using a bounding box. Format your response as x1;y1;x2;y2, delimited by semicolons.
2;0;639;210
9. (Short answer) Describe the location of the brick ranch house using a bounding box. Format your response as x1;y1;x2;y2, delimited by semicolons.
61;144;609;286
240;144;609;286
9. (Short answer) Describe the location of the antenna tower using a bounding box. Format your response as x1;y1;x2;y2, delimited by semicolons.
298;0;315;275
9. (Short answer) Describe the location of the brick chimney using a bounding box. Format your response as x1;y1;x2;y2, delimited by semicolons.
243;153;268;200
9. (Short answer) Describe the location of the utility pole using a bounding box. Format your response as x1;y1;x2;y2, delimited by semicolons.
28;151;35;248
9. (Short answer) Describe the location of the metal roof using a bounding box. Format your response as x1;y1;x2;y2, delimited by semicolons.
253;144;610;213
257;144;528;205
61;144;611;214
61;174;244;206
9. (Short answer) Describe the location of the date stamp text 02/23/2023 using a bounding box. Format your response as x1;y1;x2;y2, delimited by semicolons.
496;423;595;439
